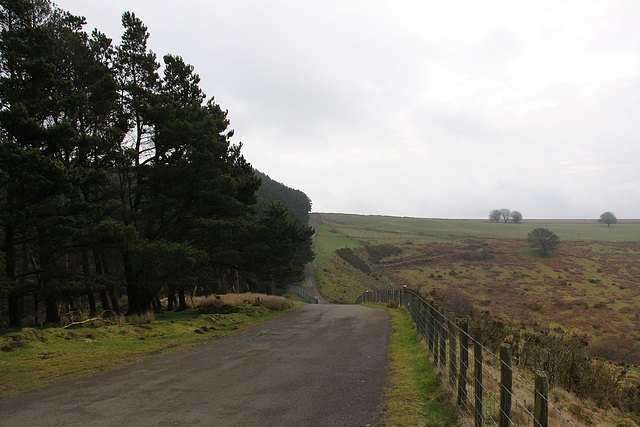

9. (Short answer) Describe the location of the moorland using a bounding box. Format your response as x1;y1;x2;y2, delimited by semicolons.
313;213;640;365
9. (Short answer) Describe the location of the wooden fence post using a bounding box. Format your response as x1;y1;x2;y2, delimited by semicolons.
500;343;513;427
428;301;435;357
439;309;447;370
418;299;427;339
457;319;469;409
433;306;440;367
448;311;457;389
474;328;483;427
534;370;549;427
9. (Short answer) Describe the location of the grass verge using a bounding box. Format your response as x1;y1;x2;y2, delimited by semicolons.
379;305;458;426
0;302;298;398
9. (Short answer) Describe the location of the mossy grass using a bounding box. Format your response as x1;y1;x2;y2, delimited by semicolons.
0;304;297;397
377;304;458;426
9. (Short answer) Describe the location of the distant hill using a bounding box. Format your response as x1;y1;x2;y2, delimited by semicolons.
255;170;312;225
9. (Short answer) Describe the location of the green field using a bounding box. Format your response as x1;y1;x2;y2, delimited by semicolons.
318;213;640;241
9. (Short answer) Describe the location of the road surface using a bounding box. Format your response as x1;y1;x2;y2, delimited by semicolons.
301;262;329;304
0;304;391;426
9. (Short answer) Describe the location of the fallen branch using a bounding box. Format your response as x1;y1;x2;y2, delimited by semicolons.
62;317;118;329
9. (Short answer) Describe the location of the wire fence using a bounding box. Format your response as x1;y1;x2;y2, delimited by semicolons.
284;285;318;304
356;289;577;426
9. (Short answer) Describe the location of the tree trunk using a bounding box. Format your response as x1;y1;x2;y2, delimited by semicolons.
81;249;97;316
109;289;121;315
8;294;22;328
33;292;40;326
5;222;21;327
93;250;112;313
123;251;149;315
87;292;97;317
167;286;175;311
44;296;59;324
99;290;111;312
178;288;186;311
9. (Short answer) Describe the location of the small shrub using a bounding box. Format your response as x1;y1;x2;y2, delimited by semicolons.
259;296;294;311
530;302;543;312
387;299;398;309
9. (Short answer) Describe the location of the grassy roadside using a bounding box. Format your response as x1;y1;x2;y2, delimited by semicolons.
379;305;458;426
0;303;298;398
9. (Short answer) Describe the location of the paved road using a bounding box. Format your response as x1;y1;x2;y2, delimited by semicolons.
0;304;390;426
301;262;329;304
302;214;329;304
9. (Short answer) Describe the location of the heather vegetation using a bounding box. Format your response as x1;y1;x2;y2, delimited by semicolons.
314;213;640;423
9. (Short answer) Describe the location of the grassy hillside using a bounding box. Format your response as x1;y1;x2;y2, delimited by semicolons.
312;213;640;365
320;213;640;241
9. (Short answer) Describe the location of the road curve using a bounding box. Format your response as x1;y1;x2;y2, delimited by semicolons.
0;304;390;426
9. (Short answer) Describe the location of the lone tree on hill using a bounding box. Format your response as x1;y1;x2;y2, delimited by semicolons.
598;211;617;227
510;210;523;223
528;228;560;256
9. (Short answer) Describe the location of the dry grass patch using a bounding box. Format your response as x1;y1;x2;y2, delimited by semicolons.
189;293;294;311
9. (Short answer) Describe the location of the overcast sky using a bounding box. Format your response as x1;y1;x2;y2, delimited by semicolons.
55;0;640;219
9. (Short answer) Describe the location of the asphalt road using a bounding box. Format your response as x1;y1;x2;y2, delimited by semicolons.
301;262;330;304
0;304;391;426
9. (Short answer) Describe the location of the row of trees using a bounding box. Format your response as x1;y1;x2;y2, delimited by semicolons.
0;1;313;327
489;209;522;223
492;210;619;227
254;171;312;225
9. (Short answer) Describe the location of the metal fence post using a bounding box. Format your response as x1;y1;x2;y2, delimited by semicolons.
500;343;513;427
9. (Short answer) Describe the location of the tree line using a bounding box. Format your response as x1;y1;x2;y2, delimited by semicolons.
254;170;312;225
0;1;313;327
489;209;522;223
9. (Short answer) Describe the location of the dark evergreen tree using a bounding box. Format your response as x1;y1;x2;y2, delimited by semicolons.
0;1;314;324
255;170;312;225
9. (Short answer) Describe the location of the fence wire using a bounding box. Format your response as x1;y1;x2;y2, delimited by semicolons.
357;289;576;426
285;285;318;304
